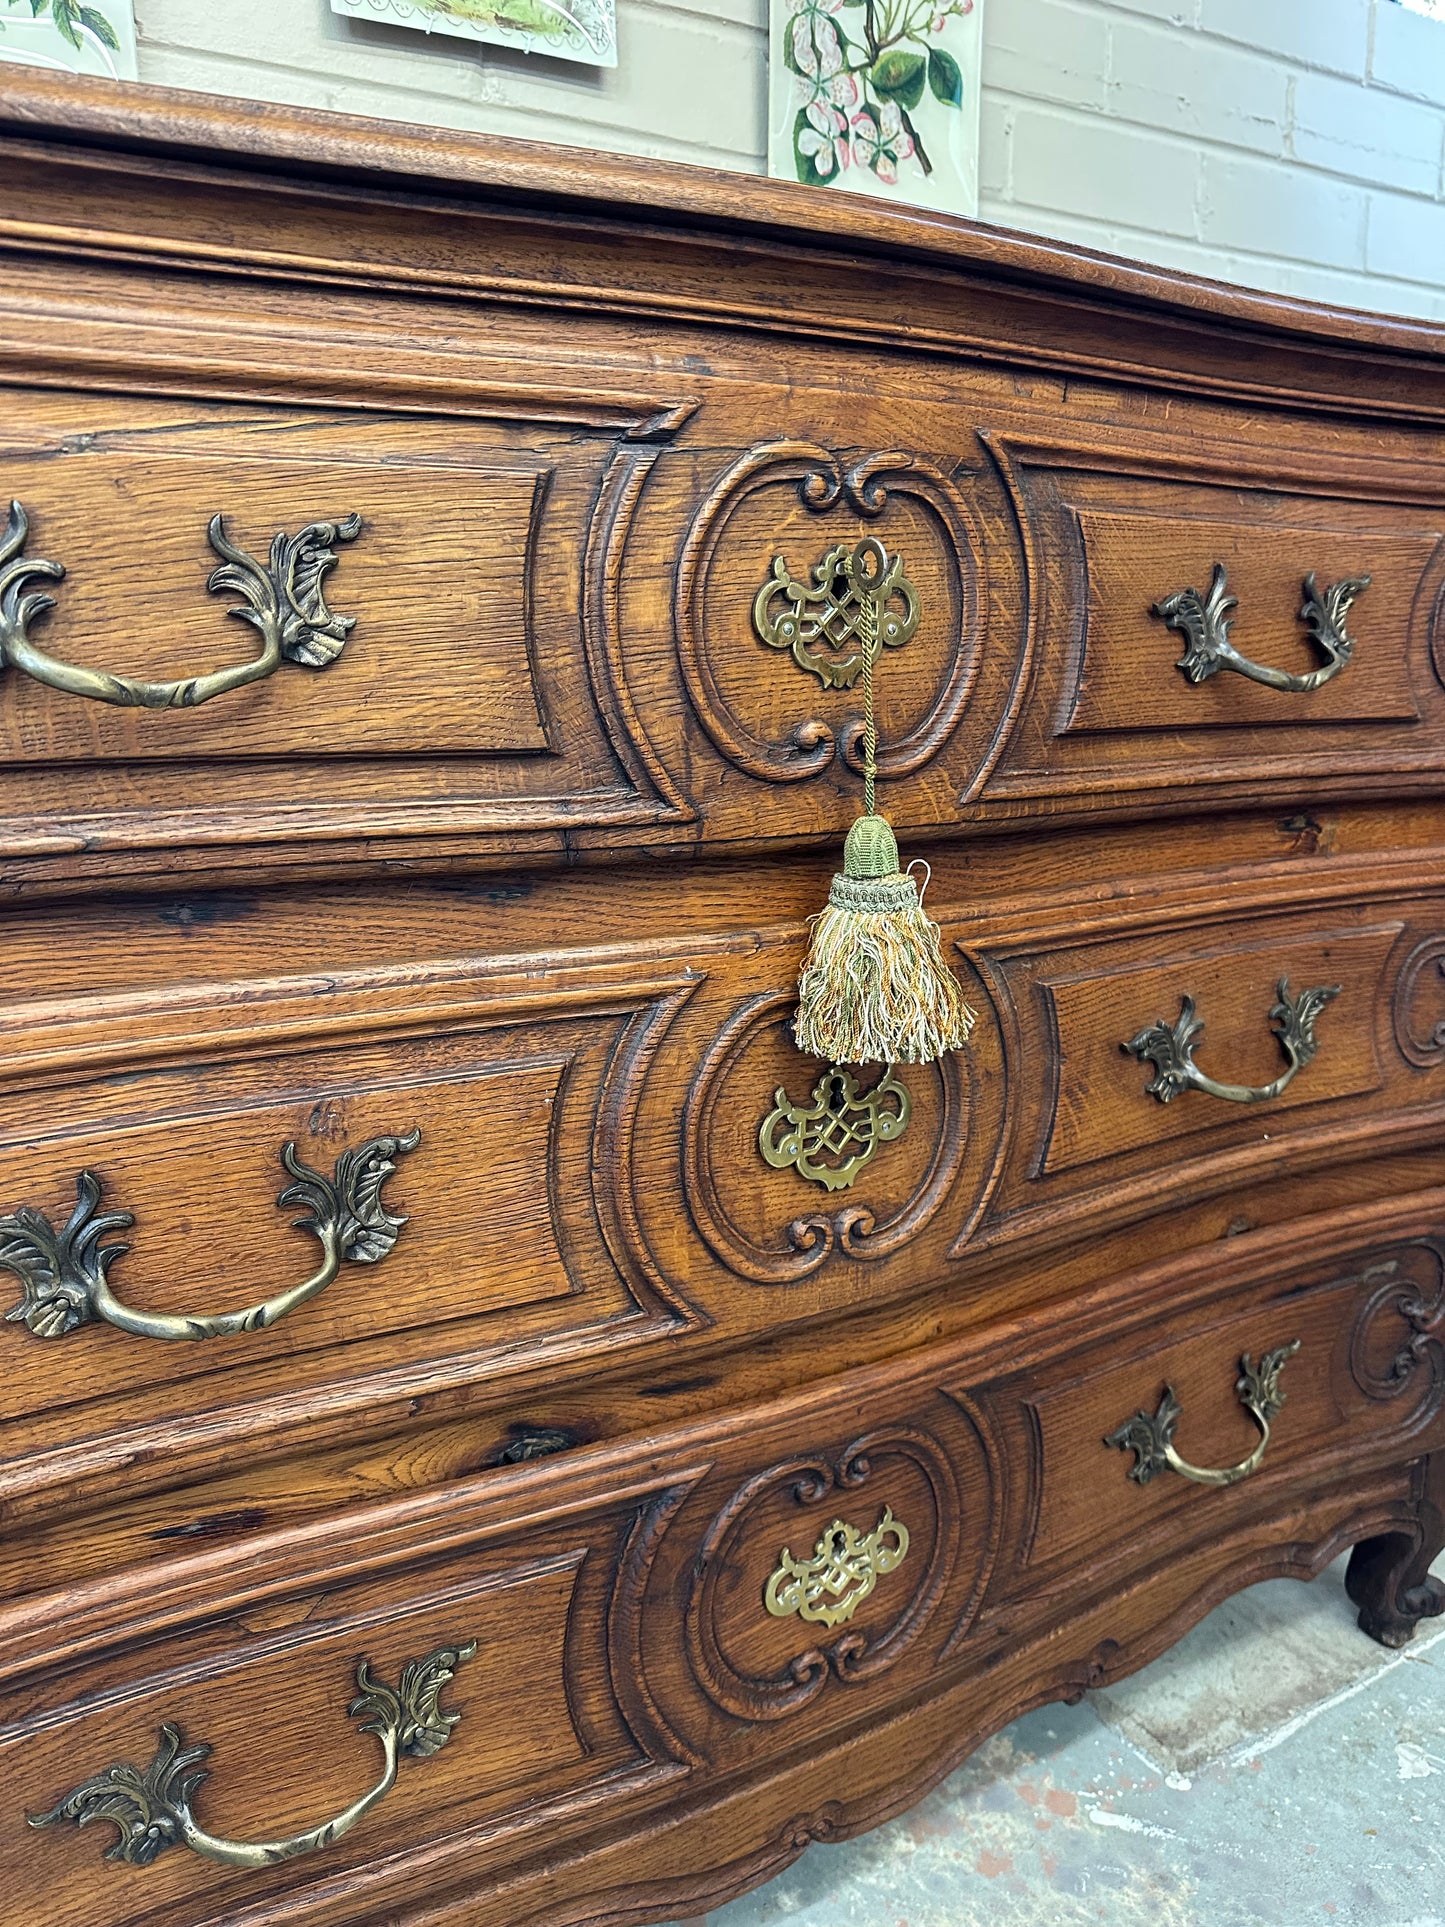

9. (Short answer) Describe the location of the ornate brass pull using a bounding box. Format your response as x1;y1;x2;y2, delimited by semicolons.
29;1640;473;1870
0;500;361;709
1124;977;1339;1106
1153;562;1368;692
1106;1340;1300;1487
764;1506;909;1628
0;1129;418;1342
759;1064;911;1191
753;536;920;688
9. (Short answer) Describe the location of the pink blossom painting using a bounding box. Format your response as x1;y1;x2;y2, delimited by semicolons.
769;0;984;217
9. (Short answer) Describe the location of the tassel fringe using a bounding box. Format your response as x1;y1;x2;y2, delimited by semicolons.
794;867;975;1067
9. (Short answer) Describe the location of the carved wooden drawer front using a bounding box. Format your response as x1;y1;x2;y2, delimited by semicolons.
0;950;700;1538
2;1473;674;1927
973;895;1445;1254
0;389;686;866
995;1228;1445;1588
626;1371;1000;1770
989;433;1445;811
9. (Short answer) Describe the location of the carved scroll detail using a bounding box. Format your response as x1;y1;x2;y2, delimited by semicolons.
1349;1247;1445;1408
684;1428;960;1722
675;442;981;783
684;992;968;1284
1393;937;1445;1069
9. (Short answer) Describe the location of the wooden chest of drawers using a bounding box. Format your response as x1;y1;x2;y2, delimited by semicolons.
1;69;1443;1927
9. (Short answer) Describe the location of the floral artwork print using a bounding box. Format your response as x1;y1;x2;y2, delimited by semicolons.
0;0;136;77
770;0;984;217
330;0;616;67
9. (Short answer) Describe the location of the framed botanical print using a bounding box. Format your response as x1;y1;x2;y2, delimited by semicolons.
330;0;617;68
769;0;984;217
0;0;137;79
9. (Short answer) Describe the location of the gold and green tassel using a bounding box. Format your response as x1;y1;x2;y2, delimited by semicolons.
793;539;974;1068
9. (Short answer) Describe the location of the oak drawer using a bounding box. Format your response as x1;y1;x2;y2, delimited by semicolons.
1012;1237;1445;1582
3;1472;672;1927
968;890;1445;1255
7;1192;1444;1927
990;430;1445;810
4;862;1445;1547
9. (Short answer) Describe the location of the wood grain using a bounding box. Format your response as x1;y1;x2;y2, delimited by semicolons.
0;69;1443;1927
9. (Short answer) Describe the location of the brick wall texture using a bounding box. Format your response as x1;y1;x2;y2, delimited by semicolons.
128;0;1445;319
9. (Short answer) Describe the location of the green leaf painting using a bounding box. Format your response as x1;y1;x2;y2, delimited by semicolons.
770;0;983;212
0;0;135;76
329;0;617;68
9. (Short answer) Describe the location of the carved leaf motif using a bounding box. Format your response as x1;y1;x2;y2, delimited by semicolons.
1123;998;1202;1105
278;1127;420;1264
1104;1388;1180;1485
348;1640;477;1759
396;1641;479;1758
1270;978;1340;1068
1236;1340;1302;1422
1154;565;1237;685
0;500;64;671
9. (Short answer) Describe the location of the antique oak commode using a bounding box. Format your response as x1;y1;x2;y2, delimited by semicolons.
0;69;1442;1927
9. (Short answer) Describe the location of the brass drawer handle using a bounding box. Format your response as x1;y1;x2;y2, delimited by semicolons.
1106;1340;1300;1488
29;1639;473;1870
0;499;360;709
0;1128;418;1342
1124;976;1339;1105
1154;562;1368;692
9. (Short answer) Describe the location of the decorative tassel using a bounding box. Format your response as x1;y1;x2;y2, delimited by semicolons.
793;539;974;1068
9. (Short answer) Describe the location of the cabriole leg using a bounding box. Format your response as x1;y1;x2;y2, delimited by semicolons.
1347;1454;1445;1649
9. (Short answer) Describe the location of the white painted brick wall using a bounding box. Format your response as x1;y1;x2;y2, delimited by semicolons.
118;0;1445;319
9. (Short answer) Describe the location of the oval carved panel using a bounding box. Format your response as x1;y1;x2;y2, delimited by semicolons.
1393;935;1445;1068
683;1426;968;1723
1349;1242;1445;1412
675;442;984;784
683;992;973;1285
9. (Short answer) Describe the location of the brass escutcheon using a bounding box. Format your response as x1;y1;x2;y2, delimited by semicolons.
752;535;919;689
759;1064;911;1191
764;1507;910;1628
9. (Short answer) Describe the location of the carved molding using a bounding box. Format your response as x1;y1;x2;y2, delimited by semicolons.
593;980;707;1328
1349;1246;1445;1410
683;991;970;1285
583;443;696;821
607;1480;711;1772
683;1427;962;1723
1393;936;1445;1069
674;441;982;784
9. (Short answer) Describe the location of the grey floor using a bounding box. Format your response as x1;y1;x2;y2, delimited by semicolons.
663;1551;1445;1927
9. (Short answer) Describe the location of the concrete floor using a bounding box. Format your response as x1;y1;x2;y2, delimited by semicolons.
664;1551;1445;1927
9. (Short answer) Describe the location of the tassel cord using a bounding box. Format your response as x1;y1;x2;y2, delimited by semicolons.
857;558;878;818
